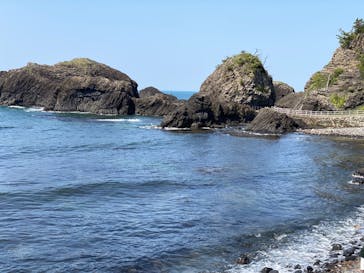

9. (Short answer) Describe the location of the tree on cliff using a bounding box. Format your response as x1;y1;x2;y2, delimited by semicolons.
337;18;364;48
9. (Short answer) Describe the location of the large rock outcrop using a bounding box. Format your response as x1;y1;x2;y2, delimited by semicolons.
300;20;364;110
161;52;275;129
273;81;295;102
134;87;183;116
0;58;139;115
246;108;302;134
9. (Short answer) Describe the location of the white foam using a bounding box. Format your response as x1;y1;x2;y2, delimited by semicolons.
9;105;25;109
24;107;45;112
139;125;161;130
163;127;192;131
96;118;141;122
228;205;364;273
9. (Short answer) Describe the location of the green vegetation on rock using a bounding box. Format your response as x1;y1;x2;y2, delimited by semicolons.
359;53;364;79
307;72;328;91
307;68;344;91
221;51;264;74
337;18;364;48
355;105;364;110
330;93;346;109
231;52;263;72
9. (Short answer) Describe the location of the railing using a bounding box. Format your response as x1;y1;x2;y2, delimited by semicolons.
271;107;364;117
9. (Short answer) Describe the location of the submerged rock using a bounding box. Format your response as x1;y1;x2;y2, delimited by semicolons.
353;168;364;184
0;58;138;115
261;267;274;273
245;108;302;134
331;243;343;251
236;254;250;265
161;51;274;129
135;87;182;116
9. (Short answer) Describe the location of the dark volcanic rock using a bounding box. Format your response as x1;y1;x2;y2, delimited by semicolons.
236;254;250;265
275;92;304;109
331;243;343;251
273;81;295;101
246;108;302;134
261;267;274;273
161;93;256;129
353;168;364;184
0;58;138;115
161;51;274;129
135;87;182;116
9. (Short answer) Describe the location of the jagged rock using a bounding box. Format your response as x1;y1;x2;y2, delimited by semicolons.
331;244;343;251
246;108;302;134
301;20;364;110
161;51;274;129
0;58;138;115
236;254;250;265
343;247;355;257
261;267;274;273
273;81;295;101
134;87;182;116
352;168;364;184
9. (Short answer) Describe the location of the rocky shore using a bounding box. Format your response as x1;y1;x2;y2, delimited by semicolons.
299;127;364;138
238;231;364;273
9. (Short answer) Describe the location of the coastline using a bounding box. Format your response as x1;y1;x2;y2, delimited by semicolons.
298;127;364;139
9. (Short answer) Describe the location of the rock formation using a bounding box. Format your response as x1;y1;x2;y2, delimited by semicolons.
246;108;302;134
161;51;275;129
273;81;295;102
300;19;364;110
134;87;183;116
0;58;139;115
275;92;304;109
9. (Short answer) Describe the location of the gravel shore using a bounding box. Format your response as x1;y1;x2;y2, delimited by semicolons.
299;127;364;138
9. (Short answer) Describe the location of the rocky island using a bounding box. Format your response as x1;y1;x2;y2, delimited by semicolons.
161;52;275;129
0;58;139;115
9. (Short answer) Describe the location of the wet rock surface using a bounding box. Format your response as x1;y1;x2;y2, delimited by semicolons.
245;108;302;134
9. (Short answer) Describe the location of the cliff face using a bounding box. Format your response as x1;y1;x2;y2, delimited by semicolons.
0;58;138;115
161;52;274;129
301;31;364;110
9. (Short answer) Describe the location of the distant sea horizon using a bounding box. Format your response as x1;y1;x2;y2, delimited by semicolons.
163;90;196;100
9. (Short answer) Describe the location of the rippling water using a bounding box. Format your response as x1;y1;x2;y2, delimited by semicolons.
0;93;364;273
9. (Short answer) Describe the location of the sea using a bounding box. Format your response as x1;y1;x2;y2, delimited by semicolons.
0;91;364;273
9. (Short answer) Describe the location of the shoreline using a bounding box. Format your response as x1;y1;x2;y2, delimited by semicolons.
298;127;364;139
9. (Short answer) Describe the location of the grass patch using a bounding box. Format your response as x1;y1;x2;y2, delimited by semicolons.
355;105;364;110
307;68;344;91
231;51;263;72
307;72;328;91
330;93;347;109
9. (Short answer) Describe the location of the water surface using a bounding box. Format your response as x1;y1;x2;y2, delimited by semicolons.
0;94;364;272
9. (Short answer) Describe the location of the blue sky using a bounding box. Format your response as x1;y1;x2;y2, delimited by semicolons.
1;1;363;91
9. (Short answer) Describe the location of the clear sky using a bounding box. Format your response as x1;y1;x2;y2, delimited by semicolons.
1;1;363;92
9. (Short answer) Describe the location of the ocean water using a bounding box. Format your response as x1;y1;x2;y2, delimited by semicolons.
0;91;364;273
164;90;196;100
